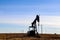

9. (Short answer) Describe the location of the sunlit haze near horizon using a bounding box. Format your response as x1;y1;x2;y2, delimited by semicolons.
0;0;60;34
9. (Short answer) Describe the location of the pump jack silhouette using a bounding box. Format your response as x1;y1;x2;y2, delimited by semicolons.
27;15;40;38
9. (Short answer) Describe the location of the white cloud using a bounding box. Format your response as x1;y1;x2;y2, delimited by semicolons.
40;16;60;27
0;15;35;26
0;15;60;33
0;15;60;27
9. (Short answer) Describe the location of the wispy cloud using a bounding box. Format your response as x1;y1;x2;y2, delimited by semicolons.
0;15;60;27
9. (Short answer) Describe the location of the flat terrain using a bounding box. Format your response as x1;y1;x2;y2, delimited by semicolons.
0;33;60;40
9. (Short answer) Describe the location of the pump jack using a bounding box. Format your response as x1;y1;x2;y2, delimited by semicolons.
27;15;40;38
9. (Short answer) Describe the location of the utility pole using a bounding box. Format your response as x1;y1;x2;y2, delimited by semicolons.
41;24;43;34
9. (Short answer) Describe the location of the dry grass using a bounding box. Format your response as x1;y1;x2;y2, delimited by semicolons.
0;33;60;40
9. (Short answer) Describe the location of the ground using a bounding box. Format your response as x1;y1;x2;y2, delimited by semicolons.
0;33;60;40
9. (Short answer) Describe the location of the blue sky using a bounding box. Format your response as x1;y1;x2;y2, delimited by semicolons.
0;0;60;34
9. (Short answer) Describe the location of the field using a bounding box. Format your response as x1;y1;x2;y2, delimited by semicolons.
0;33;60;40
